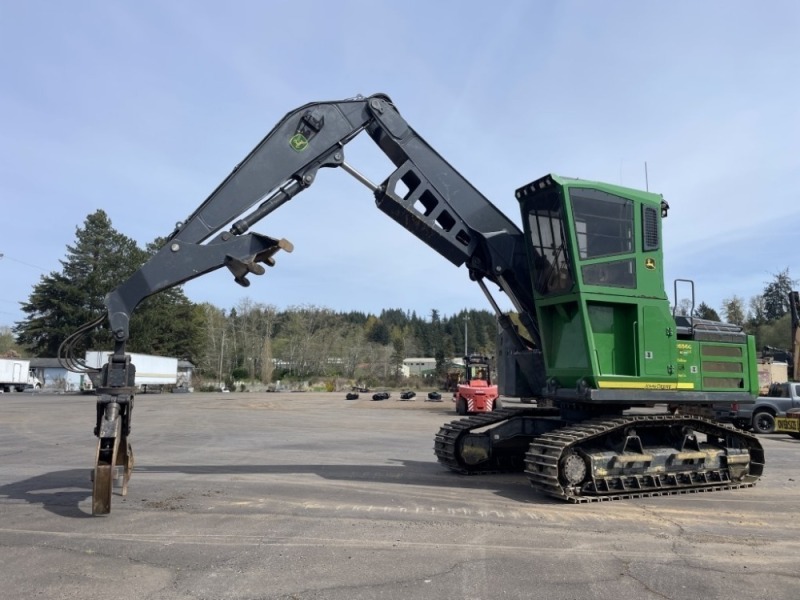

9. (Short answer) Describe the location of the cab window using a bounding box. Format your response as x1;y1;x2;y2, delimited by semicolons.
570;189;633;260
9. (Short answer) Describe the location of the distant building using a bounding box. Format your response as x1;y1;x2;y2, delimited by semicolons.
28;358;91;392
401;357;437;378
177;359;195;390
28;357;195;392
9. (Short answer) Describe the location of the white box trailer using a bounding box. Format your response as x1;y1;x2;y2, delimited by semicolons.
0;358;43;393
84;351;178;392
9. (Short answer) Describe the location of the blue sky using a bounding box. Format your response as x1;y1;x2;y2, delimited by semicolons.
1;1;798;329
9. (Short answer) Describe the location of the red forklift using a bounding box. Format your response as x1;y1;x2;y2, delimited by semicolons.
453;354;500;415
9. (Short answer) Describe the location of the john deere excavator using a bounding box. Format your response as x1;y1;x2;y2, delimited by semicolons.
59;93;764;514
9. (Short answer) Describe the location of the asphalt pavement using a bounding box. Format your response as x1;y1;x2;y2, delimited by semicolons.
1;391;799;599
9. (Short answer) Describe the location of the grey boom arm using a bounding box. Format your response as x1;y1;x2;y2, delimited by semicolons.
104;93;540;347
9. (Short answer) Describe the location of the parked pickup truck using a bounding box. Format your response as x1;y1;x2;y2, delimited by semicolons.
715;381;800;434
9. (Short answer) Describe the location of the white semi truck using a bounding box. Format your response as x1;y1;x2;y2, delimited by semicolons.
84;351;178;392
0;358;43;393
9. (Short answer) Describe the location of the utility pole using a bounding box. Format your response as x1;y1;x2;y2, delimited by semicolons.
219;327;226;389
463;316;468;357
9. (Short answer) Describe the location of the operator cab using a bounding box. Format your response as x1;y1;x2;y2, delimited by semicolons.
463;354;492;385
514;174;674;393
517;174;668;300
514;174;756;400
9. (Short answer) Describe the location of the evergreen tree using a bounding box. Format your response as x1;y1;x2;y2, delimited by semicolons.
366;319;390;345
128;292;206;361
14;211;203;360
434;347;447;381
762;268;797;321
128;236;206;360
694;302;720;321
426;309;442;356
380;308;408;330
14;210;146;356
390;332;405;378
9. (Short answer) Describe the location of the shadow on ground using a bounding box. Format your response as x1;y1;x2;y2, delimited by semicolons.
0;468;94;519
0;460;557;518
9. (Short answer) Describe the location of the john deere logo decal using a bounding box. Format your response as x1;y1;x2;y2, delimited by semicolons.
289;133;309;152
645;258;656;270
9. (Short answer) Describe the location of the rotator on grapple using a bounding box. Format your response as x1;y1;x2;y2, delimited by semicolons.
59;93;764;514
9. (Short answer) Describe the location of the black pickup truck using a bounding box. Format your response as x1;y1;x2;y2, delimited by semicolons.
715;381;800;434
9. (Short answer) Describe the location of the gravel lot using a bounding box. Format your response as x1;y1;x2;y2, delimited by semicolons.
1;391;799;599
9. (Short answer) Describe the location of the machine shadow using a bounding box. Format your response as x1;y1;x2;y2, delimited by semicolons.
1;460;559;518
0;468;94;519
135;460;561;504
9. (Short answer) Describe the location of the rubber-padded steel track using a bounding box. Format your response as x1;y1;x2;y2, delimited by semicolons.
525;414;764;503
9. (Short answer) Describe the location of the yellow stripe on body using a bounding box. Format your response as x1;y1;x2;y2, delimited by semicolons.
597;380;695;390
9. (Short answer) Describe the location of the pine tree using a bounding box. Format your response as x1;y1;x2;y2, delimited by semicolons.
762;268;797;322
694;302;720;321
126;236;206;360
366;319;390;345
14;210;146;356
14;211;204;360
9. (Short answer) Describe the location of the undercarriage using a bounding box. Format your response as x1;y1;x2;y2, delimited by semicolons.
434;406;765;502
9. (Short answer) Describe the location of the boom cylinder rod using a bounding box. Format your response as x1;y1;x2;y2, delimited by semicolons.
341;160;379;192
476;278;503;315
476;276;541;351
230;179;303;235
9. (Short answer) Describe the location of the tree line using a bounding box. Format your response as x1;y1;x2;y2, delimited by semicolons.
9;211;497;388
7;210;797;387
678;269;797;352
198;300;496;389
